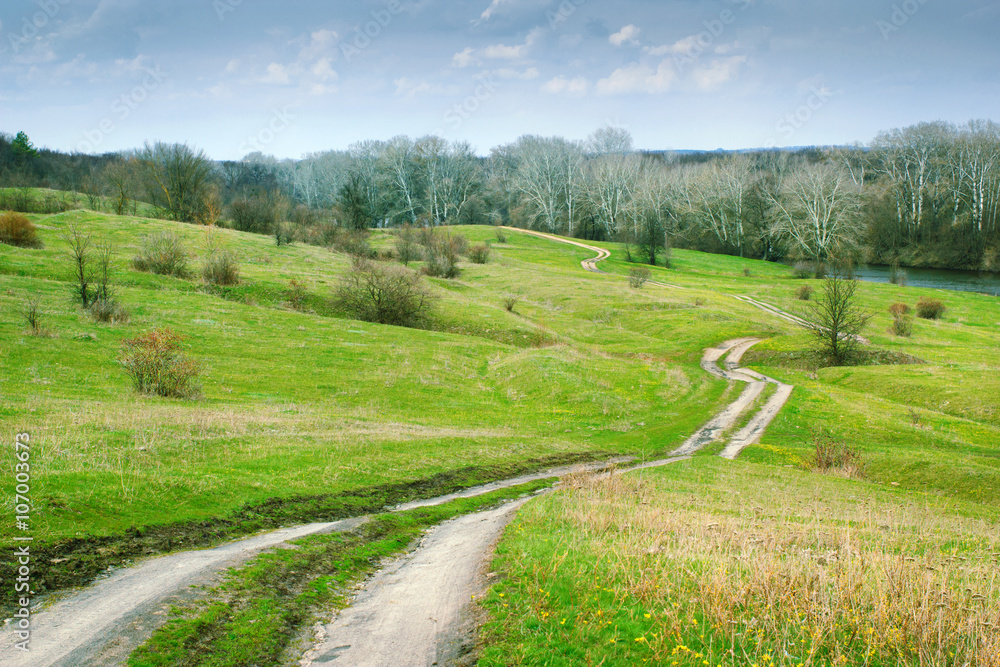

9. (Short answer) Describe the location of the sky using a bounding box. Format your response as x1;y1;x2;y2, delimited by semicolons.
1;0;998;160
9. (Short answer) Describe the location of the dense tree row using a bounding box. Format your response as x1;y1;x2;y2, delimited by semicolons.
3;119;999;270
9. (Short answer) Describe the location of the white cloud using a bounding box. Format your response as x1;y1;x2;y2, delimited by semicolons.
260;63;291;85
298;29;339;62
311;57;338;81
455;28;542;67
452;47;480;68
492;67;540;80
596;59;675;95
541;75;589;96
691;56;747;91
224;59;240;74
610;25;641;47
310;83;338;96
393;78;459;98
476;0;511;24
644;35;702;57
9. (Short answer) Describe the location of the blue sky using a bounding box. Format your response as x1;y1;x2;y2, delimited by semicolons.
2;0;998;159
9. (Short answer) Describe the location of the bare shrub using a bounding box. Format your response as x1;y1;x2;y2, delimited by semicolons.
468;243;491;265
916;297;946;320
628;266;651;289
334;229;374;258
202;249;240;286
229;191;287;235
65;225;93;307
810;432;865;477
890;316;913;337
423;234;462;279
494;227;508;244
287;279;307;311
22;297;49;336
275;221;295;247
394;225;420;265
796;285;814;301
742;267;752;277
889;262;908;286
792;262;812;279
89;298;130;324
133;232;190;277
888;302;911;318
0;212;42;248
334;259;434;327
119;329;200;399
503;294;519;312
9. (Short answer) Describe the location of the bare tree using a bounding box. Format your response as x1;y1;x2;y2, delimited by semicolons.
102;157;141;216
135;142;216;222
769;162;865;266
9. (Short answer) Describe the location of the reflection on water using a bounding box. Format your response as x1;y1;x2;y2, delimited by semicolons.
852;265;1000;296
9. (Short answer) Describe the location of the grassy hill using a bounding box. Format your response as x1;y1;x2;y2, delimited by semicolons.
2;197;999;663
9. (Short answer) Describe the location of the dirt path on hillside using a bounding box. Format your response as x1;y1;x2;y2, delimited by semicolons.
0;231;797;667
0;459;641;667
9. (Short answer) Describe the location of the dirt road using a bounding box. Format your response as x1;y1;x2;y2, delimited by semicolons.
0;229;797;667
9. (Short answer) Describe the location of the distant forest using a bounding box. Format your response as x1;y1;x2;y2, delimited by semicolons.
2;119;999;271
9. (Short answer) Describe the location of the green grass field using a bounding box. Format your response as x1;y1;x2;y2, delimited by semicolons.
2;196;999;663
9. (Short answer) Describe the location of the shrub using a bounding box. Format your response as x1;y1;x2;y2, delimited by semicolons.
888;302;911;318
423;235;462;279
119;329;200;399
202;249;240;286
468;243;491;265
275;221;294;247
494;227;508;244
22;297;48;336
334;259;434;327
503;294;519;312
133;232;189;277
889;316;913;337
742;267;752;277
0;212;42;248
796;285;814;301
628;266;651;289
334;229;374;258
813;263;828;279
916;297;946;320
229;191;286;235
889;267;908;286
394;225;420;265
287;279;307;311
792;262;812;279
810;431;865;477
89;298;130;324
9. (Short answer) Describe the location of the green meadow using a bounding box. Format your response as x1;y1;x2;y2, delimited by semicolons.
2;198;999;664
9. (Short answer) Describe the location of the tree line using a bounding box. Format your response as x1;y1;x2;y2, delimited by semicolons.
2;119;998;271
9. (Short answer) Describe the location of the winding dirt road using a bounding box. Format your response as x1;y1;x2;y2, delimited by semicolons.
1;229;797;667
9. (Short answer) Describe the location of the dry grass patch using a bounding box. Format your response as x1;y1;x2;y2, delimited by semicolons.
482;462;1000;667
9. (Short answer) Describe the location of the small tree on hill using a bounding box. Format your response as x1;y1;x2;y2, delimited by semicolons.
812;265;871;365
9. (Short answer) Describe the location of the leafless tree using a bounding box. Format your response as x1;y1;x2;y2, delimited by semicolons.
769;162;865;265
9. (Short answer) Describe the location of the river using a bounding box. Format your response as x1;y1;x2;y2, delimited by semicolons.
852;265;1000;296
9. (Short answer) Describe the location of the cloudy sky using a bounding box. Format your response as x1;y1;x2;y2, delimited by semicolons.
1;0;997;160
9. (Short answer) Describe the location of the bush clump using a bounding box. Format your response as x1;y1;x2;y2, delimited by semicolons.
202;249;240;286
795;285;813;301
468;243;491;265
628;266;651;288
494;227;508;244
120;329;200;399
423;234;463;279
0;212;43;248
888;302;911;318
133;232;189;277
89;298;130;324
791;262;813;279
916;297;946;320
810;432;865;478
334;259;434;327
